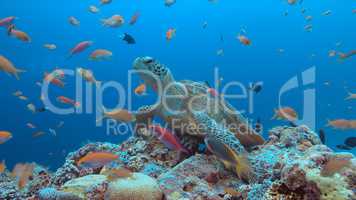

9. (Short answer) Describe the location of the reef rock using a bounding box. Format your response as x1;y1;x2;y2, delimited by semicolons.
60;175;108;199
105;172;163;200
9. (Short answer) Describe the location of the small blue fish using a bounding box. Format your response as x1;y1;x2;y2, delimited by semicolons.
121;33;136;44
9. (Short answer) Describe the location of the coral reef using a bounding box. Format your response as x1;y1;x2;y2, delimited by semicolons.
0;125;355;200
105;172;162;200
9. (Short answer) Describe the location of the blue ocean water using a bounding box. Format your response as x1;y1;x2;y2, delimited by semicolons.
0;0;355;170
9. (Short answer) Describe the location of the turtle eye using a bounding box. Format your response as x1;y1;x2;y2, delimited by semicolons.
143;57;154;64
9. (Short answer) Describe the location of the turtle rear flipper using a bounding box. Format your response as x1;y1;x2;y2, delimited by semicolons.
217;101;265;149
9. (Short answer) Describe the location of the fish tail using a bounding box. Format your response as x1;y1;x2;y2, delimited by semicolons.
344;89;352;100
234;154;253;183
14;72;20;80
95;81;102;87
325;119;331;127
96;106;107;123
271;110;277;120
180;147;190;155
100;19;108;26
74;102;81;108
96;115;105;123
16;68;26;73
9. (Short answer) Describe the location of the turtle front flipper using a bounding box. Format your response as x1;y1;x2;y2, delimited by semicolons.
133;104;158;136
193;111;254;182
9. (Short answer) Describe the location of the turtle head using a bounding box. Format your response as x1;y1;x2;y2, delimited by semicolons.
133;57;174;89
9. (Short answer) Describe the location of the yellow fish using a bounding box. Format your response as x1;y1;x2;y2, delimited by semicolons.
205;136;253;183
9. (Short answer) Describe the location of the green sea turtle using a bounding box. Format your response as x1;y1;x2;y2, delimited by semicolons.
130;56;264;181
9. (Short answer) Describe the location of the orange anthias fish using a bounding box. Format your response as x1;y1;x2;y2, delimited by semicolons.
89;49;113;61
68;16;80;26
101;15;125;28
26;123;36;129
98;108;136;123
57;96;80;107
0;160;6;173
44;72;65;88
129;12;140;25
77;67;100;85
52;69;65;79
8;25;31;42
327;119;352;130
237;35;251;46
100;0;112;5
272;107;298;122
69;41;93;59
32;131;46;138
134;83;146;95
89;5;100;14
150;125;189;154
101;167;133;181
0;131;12;144
77;152;118;168
166;28;176;41
345;91;356;100
287;0;297;5
12;163;34;189
0;55;25;80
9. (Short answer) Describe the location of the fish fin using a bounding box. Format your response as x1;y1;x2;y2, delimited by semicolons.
325;119;331;127
100;19;108;26
131;113;137;122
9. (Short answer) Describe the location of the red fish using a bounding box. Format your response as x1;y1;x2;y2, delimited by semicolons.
149;125;189;154
68;41;92;58
0;16;16;27
57;96;80;107
339;50;356;60
207;88;218;97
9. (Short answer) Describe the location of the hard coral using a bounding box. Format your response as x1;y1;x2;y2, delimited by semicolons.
105;172;163;200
